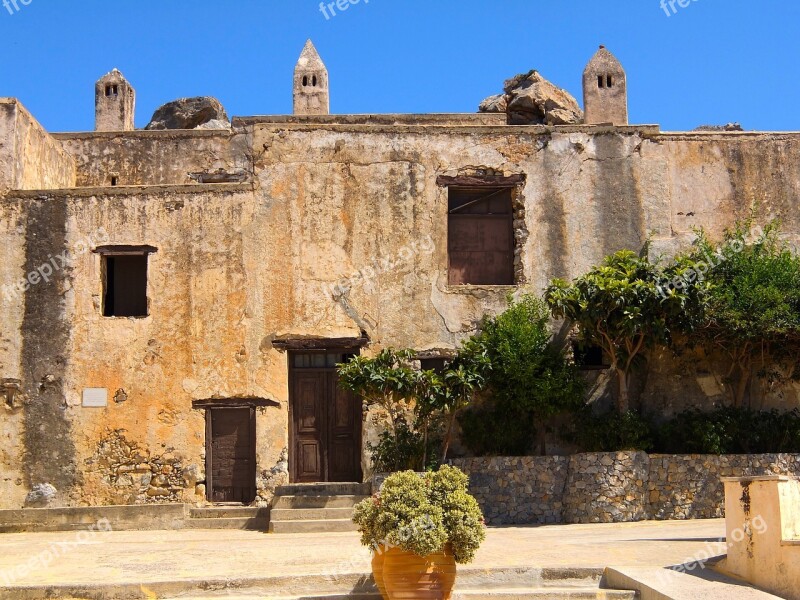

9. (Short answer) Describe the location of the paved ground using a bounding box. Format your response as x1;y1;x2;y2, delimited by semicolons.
0;519;727;589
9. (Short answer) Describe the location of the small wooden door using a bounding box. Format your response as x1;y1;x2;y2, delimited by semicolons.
206;408;256;503
289;352;362;483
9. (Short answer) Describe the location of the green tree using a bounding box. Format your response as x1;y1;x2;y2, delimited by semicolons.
679;221;800;405
464;294;585;455
545;250;700;413
337;348;421;441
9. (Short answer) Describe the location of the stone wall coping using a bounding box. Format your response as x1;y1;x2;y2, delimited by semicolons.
6;183;255;199
721;475;796;483
241;121;662;136
52;129;236;140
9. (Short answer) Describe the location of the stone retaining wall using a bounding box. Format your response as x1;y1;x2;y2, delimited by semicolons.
451;453;800;525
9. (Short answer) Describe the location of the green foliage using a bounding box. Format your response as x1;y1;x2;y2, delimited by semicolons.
352;467;485;564
339;346;488;468
677;221;800;405
367;417;441;472
564;406;800;455
655;407;800;454
460;294;585;455
338;349;420;420
568;408;655;452
427;465;486;563
545;250;701;412
458;404;534;456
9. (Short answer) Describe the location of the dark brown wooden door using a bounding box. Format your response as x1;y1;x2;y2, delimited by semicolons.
289;352;362;483
207;408;256;503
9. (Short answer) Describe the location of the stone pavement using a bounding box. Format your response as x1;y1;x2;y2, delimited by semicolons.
0;519;727;592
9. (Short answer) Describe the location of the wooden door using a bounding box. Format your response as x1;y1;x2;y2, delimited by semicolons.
289;352;362;483
292;371;327;482
207;408;256;503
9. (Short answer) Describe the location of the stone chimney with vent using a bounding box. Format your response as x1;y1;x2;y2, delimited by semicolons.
583;46;628;126
293;40;330;116
95;69;135;132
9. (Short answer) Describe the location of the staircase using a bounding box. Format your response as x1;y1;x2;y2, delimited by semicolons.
186;506;269;530
269;482;371;533
154;567;637;599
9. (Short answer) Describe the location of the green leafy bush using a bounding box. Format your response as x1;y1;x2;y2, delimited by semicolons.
676;221;800;405
655;407;800;454
546;250;703;412
458;404;534;456
569;408;655;452
352;467;485;563
460;294;585;455
367;417;441;472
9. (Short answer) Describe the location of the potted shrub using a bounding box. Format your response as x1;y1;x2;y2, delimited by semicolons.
352;466;485;600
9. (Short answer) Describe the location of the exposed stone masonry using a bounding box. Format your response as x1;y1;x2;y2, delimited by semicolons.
85;429;199;505
452;453;800;525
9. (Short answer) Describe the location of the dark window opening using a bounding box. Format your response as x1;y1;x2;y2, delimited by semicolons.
419;358;448;373
607;75;613;88
103;254;148;317
105;84;119;97
448;186;514;285
302;76;308;87
573;342;610;370
312;75;317;87
110;176;118;186
597;75;604;89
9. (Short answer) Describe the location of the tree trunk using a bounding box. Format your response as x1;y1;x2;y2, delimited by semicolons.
616;368;630;413
535;420;547;456
734;365;751;407
441;410;459;464
421;420;429;470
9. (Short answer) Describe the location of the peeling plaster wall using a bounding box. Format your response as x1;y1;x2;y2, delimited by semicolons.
55;129;251;187
0;99;75;193
2;121;800;506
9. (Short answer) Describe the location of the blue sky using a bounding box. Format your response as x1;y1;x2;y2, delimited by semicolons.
0;0;797;132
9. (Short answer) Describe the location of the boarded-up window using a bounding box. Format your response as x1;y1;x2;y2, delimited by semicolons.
448;187;514;285
103;254;148;317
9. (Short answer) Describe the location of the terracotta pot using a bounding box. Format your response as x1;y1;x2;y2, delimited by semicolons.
372;550;388;600
382;546;457;600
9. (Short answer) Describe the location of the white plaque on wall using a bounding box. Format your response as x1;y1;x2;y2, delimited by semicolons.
82;388;108;408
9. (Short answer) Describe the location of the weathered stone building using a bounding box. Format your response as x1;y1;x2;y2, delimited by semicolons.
2;42;800;510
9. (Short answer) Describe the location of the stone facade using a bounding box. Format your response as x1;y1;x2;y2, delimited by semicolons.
2;44;800;509
452;453;800;525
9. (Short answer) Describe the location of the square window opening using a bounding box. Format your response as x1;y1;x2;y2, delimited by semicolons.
419;358;448;373
573;342;610;370
448;186;514;286
103;254;149;317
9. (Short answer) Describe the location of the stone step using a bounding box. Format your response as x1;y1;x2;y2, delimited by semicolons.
272;494;369;509
0;568;632;600
184;517;267;530
274;482;372;496
270;507;354;521
268;518;358;533
189;506;268;519
162;588;635;600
